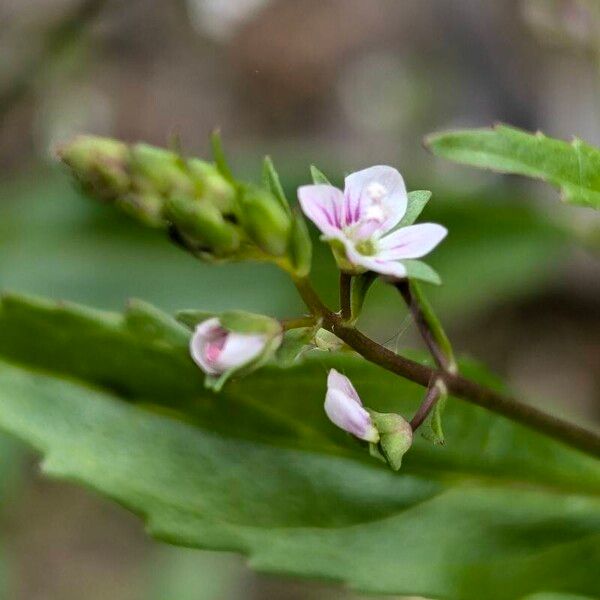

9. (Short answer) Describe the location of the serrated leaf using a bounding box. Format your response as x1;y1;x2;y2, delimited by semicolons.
0;295;599;600
399;190;432;226
402;259;442;285
310;165;332;185
426;124;600;209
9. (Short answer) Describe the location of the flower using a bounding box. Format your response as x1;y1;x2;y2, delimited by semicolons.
298;165;447;277
190;317;275;376
324;369;379;442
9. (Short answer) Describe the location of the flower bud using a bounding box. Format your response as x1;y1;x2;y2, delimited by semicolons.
368;411;413;471
165;194;240;256
324;370;379;442
57;135;130;201
315;329;345;352
239;185;292;257
190;312;282;390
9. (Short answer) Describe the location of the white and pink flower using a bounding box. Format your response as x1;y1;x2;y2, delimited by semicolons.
190;317;272;376
324;369;379;442
298;166;446;278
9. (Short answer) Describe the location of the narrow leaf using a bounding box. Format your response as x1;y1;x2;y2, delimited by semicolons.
310;165;332;185
262;156;291;215
399;190;432;226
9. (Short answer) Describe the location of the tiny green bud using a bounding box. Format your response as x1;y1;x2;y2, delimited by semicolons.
57;135;130;201
369;411;413;471
116;192;165;228
315;329;345;352
165;195;240;255
130;144;191;196
239;185;291;257
187;159;237;214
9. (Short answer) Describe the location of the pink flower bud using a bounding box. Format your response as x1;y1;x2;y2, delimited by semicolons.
324;369;379;442
190;317;272;376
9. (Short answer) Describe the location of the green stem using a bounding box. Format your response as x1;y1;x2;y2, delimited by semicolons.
292;276;600;458
281;316;318;330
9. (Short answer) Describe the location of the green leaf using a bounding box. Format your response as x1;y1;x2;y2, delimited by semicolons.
310;165;332;185
426;124;600;209
210;129;235;183
219;310;280;335
0;294;599;599
399;190;432;226
403;259;442;285
262;156;291;215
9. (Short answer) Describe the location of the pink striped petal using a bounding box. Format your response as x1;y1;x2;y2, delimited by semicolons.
297;184;345;237
344;166;407;232
377;223;447;260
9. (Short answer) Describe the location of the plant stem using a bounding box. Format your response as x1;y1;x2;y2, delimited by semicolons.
281;316;318;330
396;280;456;373
293;276;600;458
339;272;352;322
410;380;443;430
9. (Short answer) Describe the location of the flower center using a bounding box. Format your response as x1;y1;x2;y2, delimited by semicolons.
355;239;377;256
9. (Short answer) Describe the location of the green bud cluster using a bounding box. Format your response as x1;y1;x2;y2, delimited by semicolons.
58;135;312;275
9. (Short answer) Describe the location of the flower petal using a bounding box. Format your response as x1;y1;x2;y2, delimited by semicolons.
342;239;408;278
378;223;447;260
190;317;226;375
327;369;362;405
324;373;379;443
344;166;407;232
297;184;345;236
218;332;268;371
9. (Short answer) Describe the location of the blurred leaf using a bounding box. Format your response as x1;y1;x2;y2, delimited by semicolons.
0;294;599;600
0;169;299;315
426;124;600;209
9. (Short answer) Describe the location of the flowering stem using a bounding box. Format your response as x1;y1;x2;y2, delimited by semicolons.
339;272;353;322
292;276;600;458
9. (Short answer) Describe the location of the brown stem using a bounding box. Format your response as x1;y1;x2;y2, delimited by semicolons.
339;272;352;322
293;277;600;458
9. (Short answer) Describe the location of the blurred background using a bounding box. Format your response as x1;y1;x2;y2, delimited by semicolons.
0;0;599;598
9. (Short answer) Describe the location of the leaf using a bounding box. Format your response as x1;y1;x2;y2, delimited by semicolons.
399;190;432;226
262;156;291;215
402;259;442;285
310;165;332;185
426;124;600;209
0;294;599;600
175;310;215;330
210;129;234;183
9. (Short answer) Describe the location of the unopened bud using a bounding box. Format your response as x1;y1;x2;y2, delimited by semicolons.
57;135;130;201
130;144;191;196
189;311;282;390
369;411;413;471
239;186;291;257
165;195;240;255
